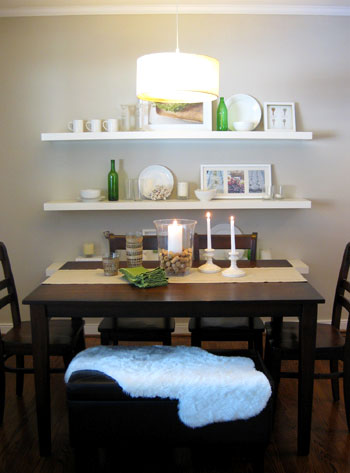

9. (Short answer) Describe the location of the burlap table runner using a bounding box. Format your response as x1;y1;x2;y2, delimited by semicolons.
43;267;306;285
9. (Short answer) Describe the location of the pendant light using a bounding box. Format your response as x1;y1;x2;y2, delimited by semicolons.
136;6;219;104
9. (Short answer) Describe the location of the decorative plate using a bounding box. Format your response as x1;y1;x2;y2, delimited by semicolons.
225;94;262;131
138;165;174;200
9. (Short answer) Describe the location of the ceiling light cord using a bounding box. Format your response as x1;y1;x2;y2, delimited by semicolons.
176;3;179;53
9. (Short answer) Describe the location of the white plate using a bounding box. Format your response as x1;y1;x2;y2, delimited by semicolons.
138;165;174;200
225;94;262;131
78;196;105;202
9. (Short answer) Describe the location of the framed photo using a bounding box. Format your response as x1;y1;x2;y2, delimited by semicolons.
200;164;272;199
263;102;296;132
144;101;212;131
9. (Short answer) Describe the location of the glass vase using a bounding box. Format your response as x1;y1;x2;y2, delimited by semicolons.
153;219;197;276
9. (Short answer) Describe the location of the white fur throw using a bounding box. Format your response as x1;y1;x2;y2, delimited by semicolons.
65;345;271;428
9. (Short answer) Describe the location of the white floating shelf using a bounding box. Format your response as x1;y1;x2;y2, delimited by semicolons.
41;131;313;141
43;198;311;211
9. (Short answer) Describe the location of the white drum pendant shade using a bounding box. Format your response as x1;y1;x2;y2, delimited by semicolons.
137;52;219;103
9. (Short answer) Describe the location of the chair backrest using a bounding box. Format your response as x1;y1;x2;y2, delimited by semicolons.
332;242;350;330
0;242;21;327
193;233;258;262
104;231;158;253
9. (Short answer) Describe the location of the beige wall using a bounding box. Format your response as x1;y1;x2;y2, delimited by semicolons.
0;13;349;327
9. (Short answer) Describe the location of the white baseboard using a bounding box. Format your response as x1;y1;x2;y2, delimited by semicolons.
0;319;346;335
0;320;190;335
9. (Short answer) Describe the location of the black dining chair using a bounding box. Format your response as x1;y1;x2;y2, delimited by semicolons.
188;232;265;355
97;232;175;345
264;242;350;430
0;241;85;424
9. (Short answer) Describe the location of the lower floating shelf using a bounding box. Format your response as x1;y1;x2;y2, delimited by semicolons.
43;198;312;211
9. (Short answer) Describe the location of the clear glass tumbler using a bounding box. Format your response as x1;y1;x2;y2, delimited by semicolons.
153;219;197;276
102;252;119;276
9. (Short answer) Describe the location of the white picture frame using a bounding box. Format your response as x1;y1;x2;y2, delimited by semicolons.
144;101;212;131
200;164;272;199
263;102;296;132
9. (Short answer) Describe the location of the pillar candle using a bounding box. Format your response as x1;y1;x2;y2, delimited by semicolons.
168;220;183;253
83;243;94;257
206;212;212;250
230;216;236;252
177;181;189;199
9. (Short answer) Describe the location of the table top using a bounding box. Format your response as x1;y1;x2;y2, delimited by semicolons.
22;260;324;318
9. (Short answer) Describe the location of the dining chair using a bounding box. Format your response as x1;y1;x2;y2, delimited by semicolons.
264;242;350;430
0;241;85;424
189;233;265;355
97;232;175;345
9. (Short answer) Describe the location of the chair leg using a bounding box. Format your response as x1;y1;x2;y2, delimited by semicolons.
343;354;350;432
15;355;24;397
264;341;281;413
163;333;172;346
100;333;111;346
63;353;74;369
0;355;5;425
250;447;265;473
254;333;263;357
191;333;202;348
76;330;86;353
330;359;340;402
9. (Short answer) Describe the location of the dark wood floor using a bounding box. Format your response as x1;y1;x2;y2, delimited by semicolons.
0;335;349;473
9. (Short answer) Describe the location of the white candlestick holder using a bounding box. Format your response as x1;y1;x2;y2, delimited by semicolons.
222;251;246;278
198;248;221;274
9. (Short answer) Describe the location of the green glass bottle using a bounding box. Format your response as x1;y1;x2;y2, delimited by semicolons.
216;97;228;131
108;159;119;201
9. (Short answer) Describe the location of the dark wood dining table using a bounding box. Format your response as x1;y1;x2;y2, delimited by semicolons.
23;260;324;457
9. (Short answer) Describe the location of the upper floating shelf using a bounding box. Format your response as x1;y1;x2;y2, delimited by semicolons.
41;131;313;141
43;199;312;211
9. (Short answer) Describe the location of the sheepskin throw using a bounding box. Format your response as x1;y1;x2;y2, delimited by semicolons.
64;345;271;428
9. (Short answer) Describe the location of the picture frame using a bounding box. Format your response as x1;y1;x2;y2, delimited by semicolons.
200;164;272;199
263;102;296;132
144;101;212;131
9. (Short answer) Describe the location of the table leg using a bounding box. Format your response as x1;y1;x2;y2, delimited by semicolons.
298;303;317;455
30;305;51;456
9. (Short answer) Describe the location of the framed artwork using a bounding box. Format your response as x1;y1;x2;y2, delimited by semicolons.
144;101;212;131
200;164;272;199
263;102;296;132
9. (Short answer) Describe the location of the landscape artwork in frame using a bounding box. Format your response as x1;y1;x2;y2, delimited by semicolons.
145;101;212;131
201;164;272;199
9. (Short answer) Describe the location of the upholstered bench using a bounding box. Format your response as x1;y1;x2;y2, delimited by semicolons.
66;348;273;473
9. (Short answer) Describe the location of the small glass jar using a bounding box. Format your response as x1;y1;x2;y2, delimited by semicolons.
102;252;120;276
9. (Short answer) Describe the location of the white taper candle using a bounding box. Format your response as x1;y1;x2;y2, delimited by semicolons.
206;212;212;250
230;216;236;252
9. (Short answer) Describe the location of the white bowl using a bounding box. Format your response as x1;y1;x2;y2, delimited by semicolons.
80;189;101;199
232;121;255;131
194;188;216;201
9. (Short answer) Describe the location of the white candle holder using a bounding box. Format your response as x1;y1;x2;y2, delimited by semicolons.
222;251;246;278
198;248;221;274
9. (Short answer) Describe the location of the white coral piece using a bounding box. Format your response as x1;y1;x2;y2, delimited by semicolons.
150;185;171;201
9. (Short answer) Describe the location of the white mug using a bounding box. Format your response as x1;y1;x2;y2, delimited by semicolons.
103;118;118;132
68;119;84;133
86;119;102;132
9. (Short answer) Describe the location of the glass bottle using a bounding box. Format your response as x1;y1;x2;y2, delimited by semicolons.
108;159;119;201
216;97;228;131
